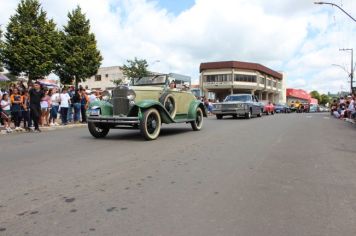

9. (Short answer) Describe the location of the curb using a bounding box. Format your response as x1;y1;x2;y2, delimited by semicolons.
0;123;87;136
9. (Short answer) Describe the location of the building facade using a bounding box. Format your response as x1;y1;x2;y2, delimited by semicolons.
286;88;311;105
80;66;127;90
200;61;286;103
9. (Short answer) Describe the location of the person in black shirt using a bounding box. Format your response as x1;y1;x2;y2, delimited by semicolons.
72;89;82;123
29;82;44;132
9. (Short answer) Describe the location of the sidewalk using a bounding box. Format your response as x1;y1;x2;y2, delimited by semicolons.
0;123;87;136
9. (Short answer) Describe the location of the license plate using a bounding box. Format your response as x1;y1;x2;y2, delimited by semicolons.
90;109;100;116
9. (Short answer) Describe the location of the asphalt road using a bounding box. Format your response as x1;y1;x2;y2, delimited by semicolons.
1;113;356;236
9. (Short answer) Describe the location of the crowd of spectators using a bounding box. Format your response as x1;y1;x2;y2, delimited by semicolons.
330;94;356;123
0;81;103;133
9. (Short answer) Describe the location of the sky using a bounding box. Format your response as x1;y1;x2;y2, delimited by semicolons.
0;0;356;93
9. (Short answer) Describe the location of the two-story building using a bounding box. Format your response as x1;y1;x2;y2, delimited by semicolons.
199;61;286;103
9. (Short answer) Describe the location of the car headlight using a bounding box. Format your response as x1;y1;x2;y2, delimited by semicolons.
127;90;136;100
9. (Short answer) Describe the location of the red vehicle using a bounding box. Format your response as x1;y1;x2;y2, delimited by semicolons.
260;101;275;115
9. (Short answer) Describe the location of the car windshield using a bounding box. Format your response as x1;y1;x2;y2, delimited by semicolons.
132;75;167;86
224;95;251;102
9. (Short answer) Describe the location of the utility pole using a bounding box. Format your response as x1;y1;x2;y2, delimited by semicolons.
340;48;353;93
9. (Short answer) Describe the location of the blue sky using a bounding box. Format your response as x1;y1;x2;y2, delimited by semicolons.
154;0;195;14
1;0;356;93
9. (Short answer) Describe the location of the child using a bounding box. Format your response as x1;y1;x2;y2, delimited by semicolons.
1;94;12;133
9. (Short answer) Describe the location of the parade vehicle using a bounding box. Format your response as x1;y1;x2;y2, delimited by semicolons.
260;100;275;115
212;94;263;119
87;73;207;140
274;103;291;113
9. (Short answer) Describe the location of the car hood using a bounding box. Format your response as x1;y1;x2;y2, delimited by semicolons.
213;101;249;105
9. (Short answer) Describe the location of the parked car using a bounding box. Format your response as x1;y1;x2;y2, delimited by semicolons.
87;73;207;140
212;94;263;119
309;104;319;112
274;103;291;113
260;100;275;115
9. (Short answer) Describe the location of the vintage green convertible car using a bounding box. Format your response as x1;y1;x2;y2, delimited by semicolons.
87;73;207;140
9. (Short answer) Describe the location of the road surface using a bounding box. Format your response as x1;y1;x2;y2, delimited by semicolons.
1;113;356;236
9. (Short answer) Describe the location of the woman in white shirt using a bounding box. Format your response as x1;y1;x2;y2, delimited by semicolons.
1;94;12;133
59;88;71;125
50;88;60;126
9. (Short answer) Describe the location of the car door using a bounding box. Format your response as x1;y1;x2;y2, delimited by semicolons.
251;96;258;114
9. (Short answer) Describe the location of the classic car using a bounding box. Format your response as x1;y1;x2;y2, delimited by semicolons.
212;94;263;119
87;73;207;140
260;100;275;115
274;103;291;113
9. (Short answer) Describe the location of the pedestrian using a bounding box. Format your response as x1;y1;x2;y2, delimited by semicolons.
1;93;12;133
59;87;71;125
67;86;75;123
21;90;31;131
40;88;51;126
80;89;89;123
29;82;44;132
10;88;23;131
49;88;60;126
72;89;81;124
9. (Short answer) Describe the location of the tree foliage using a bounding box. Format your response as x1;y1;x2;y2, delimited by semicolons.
121;57;149;79
310;90;321;102
3;0;59;81
320;94;330;105
0;27;4;72
55;6;102;88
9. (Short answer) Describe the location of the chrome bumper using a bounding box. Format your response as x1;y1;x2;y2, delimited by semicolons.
212;108;247;115
88;115;140;125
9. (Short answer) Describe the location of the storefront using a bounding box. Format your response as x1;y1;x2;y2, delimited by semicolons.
199;61;286;103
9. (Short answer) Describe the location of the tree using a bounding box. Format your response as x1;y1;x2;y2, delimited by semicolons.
320;94;330;105
56;6;102;88
0;26;4;72
3;0;60;81
310;90;321;102
111;78;123;87
121;57;149;80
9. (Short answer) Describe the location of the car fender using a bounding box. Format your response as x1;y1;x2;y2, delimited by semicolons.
89;100;113;116
134;100;175;124
188;100;207;120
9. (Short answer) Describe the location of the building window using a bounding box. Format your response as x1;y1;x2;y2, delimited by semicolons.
95;75;101;81
267;79;272;86
273;81;277;87
205;74;232;82
259;77;265;84
234;74;257;83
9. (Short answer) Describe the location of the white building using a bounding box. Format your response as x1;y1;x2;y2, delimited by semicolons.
80;66;128;90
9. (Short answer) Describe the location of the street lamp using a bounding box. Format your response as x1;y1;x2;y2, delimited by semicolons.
339;48;354;93
314;2;356;23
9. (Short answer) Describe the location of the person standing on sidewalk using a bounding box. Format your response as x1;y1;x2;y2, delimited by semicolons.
59;88;71;125
72;89;81;124
80;89;89;123
67;86;75;123
1;93;12;133
21;90;31;131
10;88;23;131
29;82;44;132
49;88;60;126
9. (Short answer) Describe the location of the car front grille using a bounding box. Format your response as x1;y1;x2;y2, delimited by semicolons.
222;104;237;109
113;97;130;115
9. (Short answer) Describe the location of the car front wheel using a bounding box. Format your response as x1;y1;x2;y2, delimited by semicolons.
216;114;223;120
88;122;110;138
245;110;252;119
140;108;161;140
191;107;204;131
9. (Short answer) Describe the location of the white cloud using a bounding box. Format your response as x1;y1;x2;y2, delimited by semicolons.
0;0;355;93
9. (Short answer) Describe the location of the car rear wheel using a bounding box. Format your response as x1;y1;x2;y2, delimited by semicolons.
257;109;263;117
140;108;161;141
216;114;223;120
232;114;238;119
88;122;110;138
191;107;203;131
